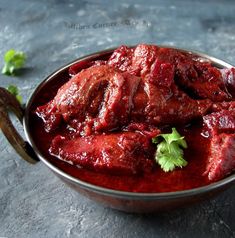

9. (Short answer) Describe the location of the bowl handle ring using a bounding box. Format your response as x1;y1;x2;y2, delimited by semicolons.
0;87;39;164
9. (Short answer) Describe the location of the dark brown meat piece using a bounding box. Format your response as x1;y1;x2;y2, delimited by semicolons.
203;110;235;181
50;132;156;175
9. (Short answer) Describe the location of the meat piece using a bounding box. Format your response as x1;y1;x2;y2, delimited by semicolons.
114;53;212;125
50;132;156;175
36;65;141;134
108;44;185;77
148;59;175;87
129;57;211;125
137;84;211;126
205;133;235;181
109;44;232;102
176;60;231;102
131;44;159;77
107;45;134;73
203;110;235;181
54;65;133;122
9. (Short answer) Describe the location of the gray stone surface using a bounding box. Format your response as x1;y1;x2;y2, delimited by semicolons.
0;0;235;237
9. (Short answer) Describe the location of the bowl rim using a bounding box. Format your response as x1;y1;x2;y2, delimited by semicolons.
23;45;235;199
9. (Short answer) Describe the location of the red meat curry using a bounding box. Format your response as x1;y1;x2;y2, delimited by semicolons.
31;44;235;193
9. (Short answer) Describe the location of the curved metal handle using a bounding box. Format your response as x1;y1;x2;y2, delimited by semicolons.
0;87;39;164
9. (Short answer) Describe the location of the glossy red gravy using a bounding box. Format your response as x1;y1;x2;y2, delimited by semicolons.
31;115;211;193
28;53;215;193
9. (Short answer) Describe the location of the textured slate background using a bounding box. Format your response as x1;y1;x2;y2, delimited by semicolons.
0;0;235;237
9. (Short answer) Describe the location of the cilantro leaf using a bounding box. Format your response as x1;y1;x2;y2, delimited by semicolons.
2;49;26;76
152;128;188;172
7;84;23;104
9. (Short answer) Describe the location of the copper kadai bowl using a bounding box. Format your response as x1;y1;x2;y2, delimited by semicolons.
0;46;235;213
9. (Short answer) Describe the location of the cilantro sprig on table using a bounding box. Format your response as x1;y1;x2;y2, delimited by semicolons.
152;128;188;172
7;84;22;104
2;49;26;76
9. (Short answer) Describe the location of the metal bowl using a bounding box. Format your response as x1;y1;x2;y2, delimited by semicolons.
1;46;234;213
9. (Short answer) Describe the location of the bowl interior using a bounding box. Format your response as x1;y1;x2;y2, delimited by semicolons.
23;46;235;199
